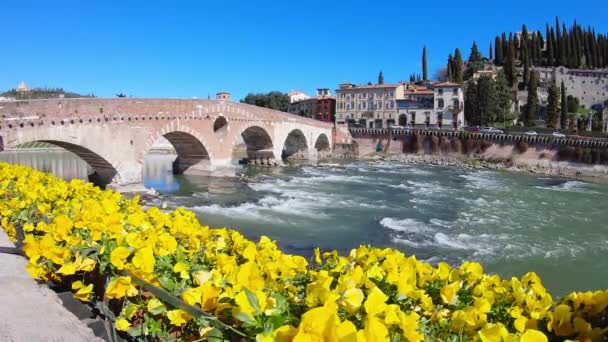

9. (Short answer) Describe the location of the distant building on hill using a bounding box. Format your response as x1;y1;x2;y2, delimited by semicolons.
287;88;336;123
518;66;608;110
16;81;29;92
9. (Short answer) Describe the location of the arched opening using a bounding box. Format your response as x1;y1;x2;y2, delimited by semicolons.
162;132;210;174
143;131;212;192
282;129;308;160
0;140;117;188
314;133;330;151
213;116;228;133
233;126;275;165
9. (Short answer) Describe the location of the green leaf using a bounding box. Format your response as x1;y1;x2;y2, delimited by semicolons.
127;325;143;337
233;312;256;327
244;288;260;312
266;315;287;329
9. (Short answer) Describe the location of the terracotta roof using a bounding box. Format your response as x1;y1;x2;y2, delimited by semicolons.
336;83;400;90
432;81;461;87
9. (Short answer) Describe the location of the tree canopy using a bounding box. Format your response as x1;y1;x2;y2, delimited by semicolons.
240;91;290;112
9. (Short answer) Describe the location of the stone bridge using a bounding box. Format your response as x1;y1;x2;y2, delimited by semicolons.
0;99;351;187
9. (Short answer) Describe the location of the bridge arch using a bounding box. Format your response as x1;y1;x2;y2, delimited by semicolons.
314;133;330;151
142;122;216;175
20;140;118;188
229;125;274;163
213;116;228;133
282;129;308;159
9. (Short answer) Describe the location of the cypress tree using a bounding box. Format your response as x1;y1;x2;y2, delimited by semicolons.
378;71;384;85
464;80;479;126
536;31;544;65
447;54;454;82
556;17;562;65
454;48;464;83
550;28;557;66
546;24;553;66
494;71;512;125
495;36;503;66
525;71;539;126
521;24;529;63
504;41;516;87
502;33;508;61
422;46;428;81
469;41;482;63
561;80;567;129
546;81;560;128
562;22;569;67
489;42;493;61
477;76;495;125
522;56;530;90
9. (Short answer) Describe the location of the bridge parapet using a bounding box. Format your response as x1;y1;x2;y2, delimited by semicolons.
348;128;608;149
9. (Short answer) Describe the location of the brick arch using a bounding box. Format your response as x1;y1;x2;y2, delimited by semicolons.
140;121;217;175
230;124;276;162
282;128;308;159
314;133;330;151
15;138;119;188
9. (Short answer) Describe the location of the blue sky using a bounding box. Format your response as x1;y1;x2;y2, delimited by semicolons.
2;0;608;100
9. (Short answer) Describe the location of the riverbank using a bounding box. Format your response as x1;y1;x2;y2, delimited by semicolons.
357;152;608;183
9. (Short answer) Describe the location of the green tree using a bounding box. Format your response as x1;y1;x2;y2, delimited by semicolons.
560;81;567;129
546;81;560;128
525;71;539;126
453;48;464;83
447;54;454;81
378;71;384;84
468;41;483;63
494;36;503;66
504;40;516;87
494;71;513;125
522;56;531;90
422;46;428;81
546;24;554;66
476;76;496;125
567;95;580;113
489;42;493;60
464;80;479;125
240;91;290;111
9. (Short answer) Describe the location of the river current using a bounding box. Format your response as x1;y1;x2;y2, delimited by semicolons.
2;151;607;296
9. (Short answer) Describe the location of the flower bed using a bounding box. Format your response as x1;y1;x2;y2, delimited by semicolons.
0;162;606;341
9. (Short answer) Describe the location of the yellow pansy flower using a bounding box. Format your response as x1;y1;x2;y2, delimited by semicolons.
72;281;94;302
166;309;192;326
110;246;131;270
105;276;138;299
115;318;131;332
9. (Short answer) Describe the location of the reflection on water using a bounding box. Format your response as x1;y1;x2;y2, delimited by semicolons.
0;150;92;181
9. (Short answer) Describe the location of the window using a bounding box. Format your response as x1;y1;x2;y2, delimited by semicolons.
388;91;394;97
377;101;383;109
453;99;459;108
453;88;458;95
438;88;444;95
438;99;444;108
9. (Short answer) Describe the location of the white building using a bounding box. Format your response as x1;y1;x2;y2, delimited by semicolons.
335;82;399;128
335;81;464;129
287;90;310;104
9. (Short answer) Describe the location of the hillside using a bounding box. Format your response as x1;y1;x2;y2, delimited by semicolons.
0;87;94;100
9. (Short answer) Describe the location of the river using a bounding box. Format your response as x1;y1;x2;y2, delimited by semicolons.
2;150;607;297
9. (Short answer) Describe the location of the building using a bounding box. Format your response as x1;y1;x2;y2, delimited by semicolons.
335;81;464;129
335;82;399;128
16;81;28;92
287;88;336;123
216;92;231;101
526;66;608;109
287;90;310;103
